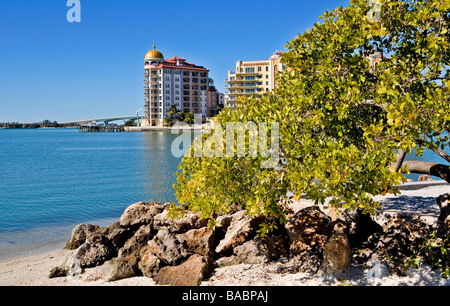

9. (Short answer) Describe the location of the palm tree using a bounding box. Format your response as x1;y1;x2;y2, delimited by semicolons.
168;104;179;119
183;112;194;125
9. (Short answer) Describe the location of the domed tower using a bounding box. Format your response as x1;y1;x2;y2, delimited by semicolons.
143;44;164;127
144;43;164;65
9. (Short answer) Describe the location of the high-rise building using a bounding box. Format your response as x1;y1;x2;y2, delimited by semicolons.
207;79;225;117
142;45;210;127
225;51;284;108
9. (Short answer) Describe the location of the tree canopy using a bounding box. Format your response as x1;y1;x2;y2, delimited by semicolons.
171;0;450;234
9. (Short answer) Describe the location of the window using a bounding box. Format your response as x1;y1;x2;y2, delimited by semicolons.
266;81;269;85
245;67;255;73
245;76;255;80
258;67;262;72
266;75;269;79
274;65;278;72
266;66;269;72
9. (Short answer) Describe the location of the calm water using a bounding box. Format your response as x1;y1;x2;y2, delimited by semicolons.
0;128;184;259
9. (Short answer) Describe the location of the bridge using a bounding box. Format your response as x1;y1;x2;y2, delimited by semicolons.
61;115;139;126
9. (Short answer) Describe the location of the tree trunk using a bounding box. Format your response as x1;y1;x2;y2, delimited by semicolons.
402;160;450;183
394;149;406;172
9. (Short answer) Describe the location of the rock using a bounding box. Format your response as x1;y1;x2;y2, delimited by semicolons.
234;236;287;264
118;224;153;259
355;214;430;275
347;209;383;248
291;248;324;274
418;174;434;181
49;257;82;279
106;256;141;282
147;229;189;265
322;221;352;274
119;201;164;229
437;193;450;222
215;210;259;255
179;227;215;257
72;242;114;268
64;224;99;250
153;210;208;233
139;247;162;278
154;254;215;286
215;255;243;267
94;222;134;249
234;237;271;264
285;206;331;256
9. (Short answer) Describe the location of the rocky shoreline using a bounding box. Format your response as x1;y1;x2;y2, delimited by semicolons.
47;192;450;286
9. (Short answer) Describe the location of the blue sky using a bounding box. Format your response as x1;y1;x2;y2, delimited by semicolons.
0;0;349;123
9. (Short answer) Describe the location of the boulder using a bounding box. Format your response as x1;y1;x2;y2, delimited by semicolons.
49;257;82;279
290;248;323;274
179;227;215;257
153;210;208;233
72;242;114;268
119;201;164;229
418;174;434;181
147;229;189;265
234;237;271;264
154;254;215;286
354;213;430;275
64;224;99;250
118;224;153;259
346;209;383;248
106;256;141;282
321;221;352;274
215;210;259;255
139;247;162;278
437;193;450;223
285;206;331;256
233;236;287;264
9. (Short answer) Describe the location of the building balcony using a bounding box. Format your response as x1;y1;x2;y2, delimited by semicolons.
235;71;259;76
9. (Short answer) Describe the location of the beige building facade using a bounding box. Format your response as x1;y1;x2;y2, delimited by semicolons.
225;51;284;107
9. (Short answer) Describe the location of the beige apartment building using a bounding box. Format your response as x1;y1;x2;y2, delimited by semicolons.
225;51;284;107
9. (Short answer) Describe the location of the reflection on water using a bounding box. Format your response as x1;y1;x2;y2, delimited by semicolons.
140;131;187;204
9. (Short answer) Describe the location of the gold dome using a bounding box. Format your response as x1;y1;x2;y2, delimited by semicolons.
145;44;164;60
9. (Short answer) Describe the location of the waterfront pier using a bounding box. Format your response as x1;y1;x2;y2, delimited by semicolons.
77;124;124;132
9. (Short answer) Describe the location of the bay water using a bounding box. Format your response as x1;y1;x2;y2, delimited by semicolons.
0;128;183;260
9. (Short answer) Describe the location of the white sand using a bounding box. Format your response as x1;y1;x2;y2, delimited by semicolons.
0;181;449;286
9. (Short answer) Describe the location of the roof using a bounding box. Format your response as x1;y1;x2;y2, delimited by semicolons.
145;44;164;60
156;56;209;71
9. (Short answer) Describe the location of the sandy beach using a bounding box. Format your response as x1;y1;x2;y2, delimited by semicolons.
1;181;449;286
